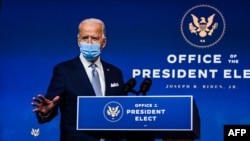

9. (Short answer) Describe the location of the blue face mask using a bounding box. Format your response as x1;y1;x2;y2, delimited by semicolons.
79;42;101;61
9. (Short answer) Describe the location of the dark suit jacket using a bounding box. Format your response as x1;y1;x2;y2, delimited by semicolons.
37;56;125;141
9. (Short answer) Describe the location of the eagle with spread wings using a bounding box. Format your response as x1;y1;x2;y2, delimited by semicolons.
189;14;218;38
107;106;120;118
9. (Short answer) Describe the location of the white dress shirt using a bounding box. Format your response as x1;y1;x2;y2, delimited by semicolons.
79;53;106;96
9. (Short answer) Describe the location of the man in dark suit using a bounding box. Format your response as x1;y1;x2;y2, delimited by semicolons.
31;18;125;141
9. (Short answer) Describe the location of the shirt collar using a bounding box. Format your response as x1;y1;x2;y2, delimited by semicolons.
79;53;102;69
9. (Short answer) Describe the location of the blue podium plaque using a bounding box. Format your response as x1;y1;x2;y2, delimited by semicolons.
77;95;195;131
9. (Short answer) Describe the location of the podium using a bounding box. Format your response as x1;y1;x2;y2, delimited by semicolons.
77;96;200;141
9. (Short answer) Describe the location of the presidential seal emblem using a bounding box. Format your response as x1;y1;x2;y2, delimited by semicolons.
181;4;226;48
103;101;123;122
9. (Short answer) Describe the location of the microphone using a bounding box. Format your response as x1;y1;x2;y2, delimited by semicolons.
138;78;152;96
122;78;137;95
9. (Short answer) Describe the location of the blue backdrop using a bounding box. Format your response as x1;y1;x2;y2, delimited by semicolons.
1;0;250;141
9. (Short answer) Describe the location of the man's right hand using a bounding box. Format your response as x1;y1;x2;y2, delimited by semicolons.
31;94;60;115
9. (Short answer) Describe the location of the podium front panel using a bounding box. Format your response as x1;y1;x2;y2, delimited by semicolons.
77;96;194;131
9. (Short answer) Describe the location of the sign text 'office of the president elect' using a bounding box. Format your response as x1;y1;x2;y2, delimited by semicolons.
77;96;194;131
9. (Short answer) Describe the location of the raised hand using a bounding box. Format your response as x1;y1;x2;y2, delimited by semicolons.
31;94;60;115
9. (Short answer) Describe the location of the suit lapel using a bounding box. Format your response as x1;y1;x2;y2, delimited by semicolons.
73;57;96;96
102;61;111;95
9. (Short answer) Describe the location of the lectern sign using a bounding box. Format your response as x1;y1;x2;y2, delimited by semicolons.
77;96;193;131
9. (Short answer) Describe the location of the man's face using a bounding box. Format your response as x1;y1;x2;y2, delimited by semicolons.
78;22;106;48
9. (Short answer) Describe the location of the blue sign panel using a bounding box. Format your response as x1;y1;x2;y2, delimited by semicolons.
77;96;193;131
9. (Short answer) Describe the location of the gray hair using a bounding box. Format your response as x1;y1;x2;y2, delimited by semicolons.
78;18;106;38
